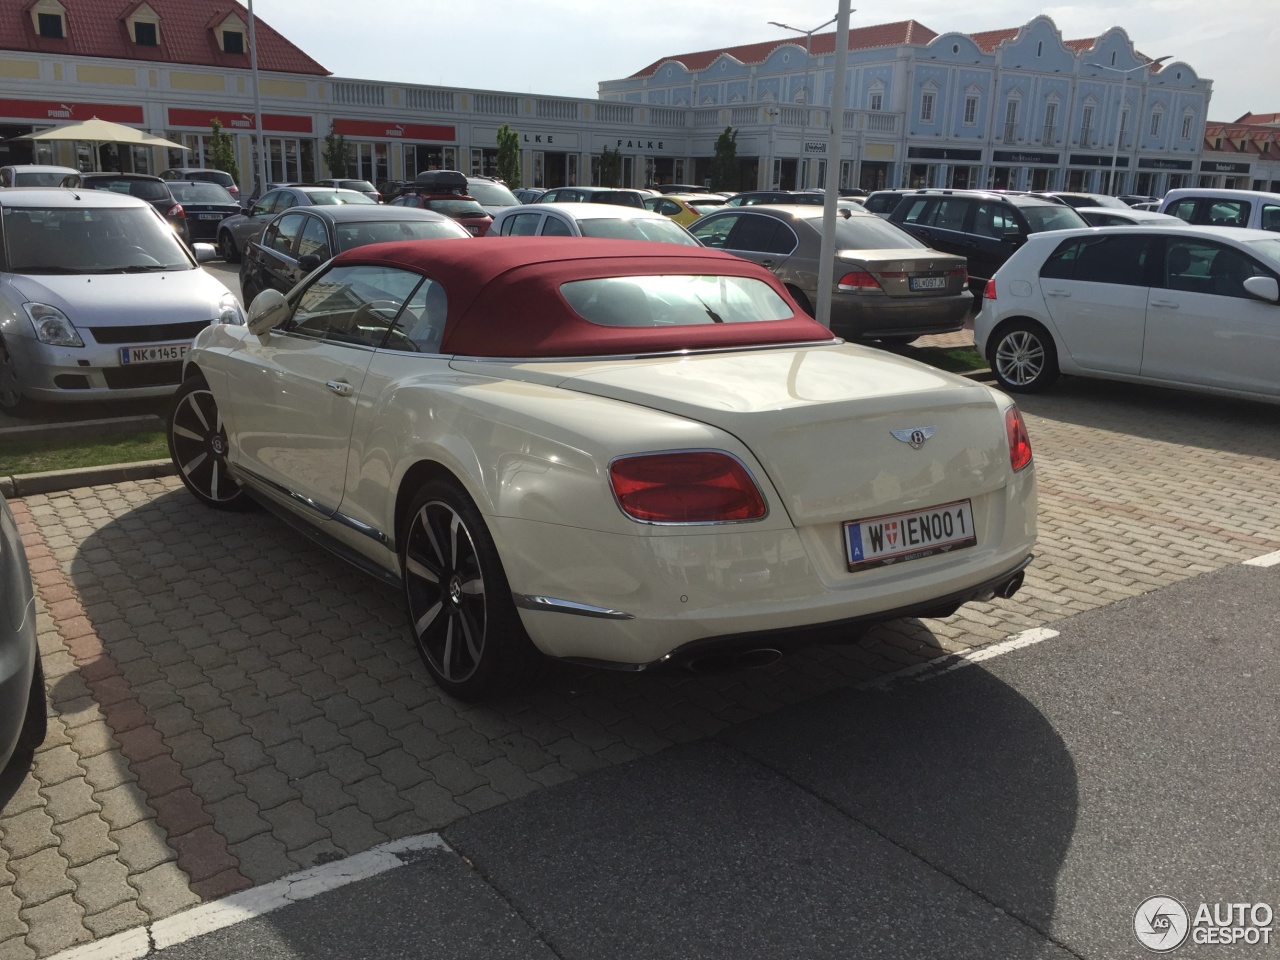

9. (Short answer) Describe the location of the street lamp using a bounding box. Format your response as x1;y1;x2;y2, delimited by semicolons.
1085;55;1171;195
770;14;837;189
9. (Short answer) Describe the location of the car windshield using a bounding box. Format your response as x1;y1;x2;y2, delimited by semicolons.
560;275;793;327
1022;205;1089;232
84;178;170;201
832;215;927;249
424;198;487;217
1245;238;1280;268
334;219;470;250
309;191;376;206
466;181;520;206
15;171;71;187
576;218;700;245
3;206;193;273
168;182;237;203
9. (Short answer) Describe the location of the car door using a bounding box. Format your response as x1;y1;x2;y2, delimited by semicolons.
1036;233;1153;374
497;211;543;236
1141;236;1280;396
224;263;425;516
704;212;797;272
255;212;307;295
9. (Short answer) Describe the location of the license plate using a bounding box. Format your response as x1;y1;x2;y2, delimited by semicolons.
198;213;224;220
120;343;189;365
909;276;946;291
844;499;976;572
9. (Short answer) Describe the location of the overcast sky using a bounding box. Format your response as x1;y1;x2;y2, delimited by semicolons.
254;0;1274;124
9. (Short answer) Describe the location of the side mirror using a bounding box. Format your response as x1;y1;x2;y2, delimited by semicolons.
298;253;323;273
1243;275;1280;303
191;242;217;264
246;289;289;336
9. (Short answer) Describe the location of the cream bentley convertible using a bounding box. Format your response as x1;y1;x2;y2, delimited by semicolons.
169;238;1037;699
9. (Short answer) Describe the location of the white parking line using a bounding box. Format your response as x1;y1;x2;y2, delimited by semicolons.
47;834;451;960
859;627;1061;690
1243;549;1280;568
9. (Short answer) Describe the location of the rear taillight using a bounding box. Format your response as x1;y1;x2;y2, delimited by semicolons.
1005;407;1033;471
837;270;881;291
983;278;997;300
609;451;767;523
167;203;185;220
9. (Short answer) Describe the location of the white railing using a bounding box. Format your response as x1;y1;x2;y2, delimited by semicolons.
331;82;385;106
536;99;579;121
650;107;685;127
694;108;723;127
473;94;519;116
594;102;635;124
404;88;454;111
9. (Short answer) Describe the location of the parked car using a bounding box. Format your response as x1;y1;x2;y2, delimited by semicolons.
464;176;520;216
1026;191;1130;210
887;189;1088;292
216;185;375;263
309;178;381;202
644;193;729;226
861;189;917;216
239;205;470;302
1118;194;1159;207
167;236;1036;700
512;187;548;204
536;187;648;208
656;183;723;196
166;181;242;244
722;191;824;207
489;203;700;245
974;224;1280;402
0;189;240;411
0;165;80;188
390;191;492;235
1076;207;1187;227
1158;188;1280;233
1;490;45;782
689;204;971;343
377;180;411;202
58;172;190;247
161;167;240;205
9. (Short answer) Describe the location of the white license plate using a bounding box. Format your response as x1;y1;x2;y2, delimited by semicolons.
198;213;224;220
120;343;189;365
844;499;976;572
909;276;947;291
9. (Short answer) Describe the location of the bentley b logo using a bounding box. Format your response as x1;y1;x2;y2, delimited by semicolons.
891;426;937;449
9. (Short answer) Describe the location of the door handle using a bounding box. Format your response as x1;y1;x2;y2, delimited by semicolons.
325;380;354;397
1044;289;1071;297
1149;300;1179;309
760;258;775;268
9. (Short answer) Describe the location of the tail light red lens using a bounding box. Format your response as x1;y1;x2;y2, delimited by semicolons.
837;270;881;291
1005;407;1033;471
983;278;997;300
609;451;767;522
167;203;185;219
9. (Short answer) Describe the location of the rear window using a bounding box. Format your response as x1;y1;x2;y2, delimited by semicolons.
340;180;377;193
560;275;793;327
309;191;376;206
466;180;520;207
423;198;487;218
14;171;71;187
1021;205;1088;233
576;218;699;245
334;219;469;250
168;182;237;203
83;178;170;201
832;215;927;249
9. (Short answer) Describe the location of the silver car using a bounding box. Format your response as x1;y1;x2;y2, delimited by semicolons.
0;189;243;412
489;203;700;245
215;186;376;263
1;490;44;779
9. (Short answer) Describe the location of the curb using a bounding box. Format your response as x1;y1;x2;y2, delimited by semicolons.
0;414;163;440
0;458;176;498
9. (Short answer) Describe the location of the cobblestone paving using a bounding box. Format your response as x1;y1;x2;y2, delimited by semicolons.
2;368;1279;957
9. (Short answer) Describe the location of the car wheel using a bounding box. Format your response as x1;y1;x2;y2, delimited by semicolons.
786;285;814;317
167;376;254;510
0;338;24;412
219;231;240;264
401;478;544;701
15;660;46;756
240;275;259;306
989;320;1059;393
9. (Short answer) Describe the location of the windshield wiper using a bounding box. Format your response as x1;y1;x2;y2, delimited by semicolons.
117;264;178;273
697;298;725;323
12;265;84;274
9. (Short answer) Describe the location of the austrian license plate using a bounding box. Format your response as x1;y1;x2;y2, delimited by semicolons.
844;499;976;572
909;276;946;291
120;343;188;365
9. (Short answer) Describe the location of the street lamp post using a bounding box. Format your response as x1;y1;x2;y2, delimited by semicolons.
770;14;837;190
1086;55;1170;196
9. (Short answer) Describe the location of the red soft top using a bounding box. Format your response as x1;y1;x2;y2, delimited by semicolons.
330;237;833;358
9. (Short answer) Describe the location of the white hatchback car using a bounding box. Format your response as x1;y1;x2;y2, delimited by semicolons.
974;225;1280;402
489;203;700;245
0;189;242;411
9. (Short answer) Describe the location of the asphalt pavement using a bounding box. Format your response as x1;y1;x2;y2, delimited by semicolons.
133;556;1280;960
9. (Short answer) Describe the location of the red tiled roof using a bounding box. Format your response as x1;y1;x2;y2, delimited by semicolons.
1234;112;1280;126
968;28;1019;53
0;0;328;75
629;20;938;79
1204;120;1280;156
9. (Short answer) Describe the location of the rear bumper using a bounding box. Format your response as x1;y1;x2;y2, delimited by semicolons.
828;291;972;340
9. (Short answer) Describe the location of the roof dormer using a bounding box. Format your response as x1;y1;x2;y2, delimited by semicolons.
125;2;160;47
215;12;247;55
30;0;68;39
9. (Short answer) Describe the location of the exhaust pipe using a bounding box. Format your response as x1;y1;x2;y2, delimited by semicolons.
996;571;1025;600
684;647;784;674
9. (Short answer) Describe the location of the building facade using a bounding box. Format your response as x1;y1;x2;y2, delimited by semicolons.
0;4;1276;198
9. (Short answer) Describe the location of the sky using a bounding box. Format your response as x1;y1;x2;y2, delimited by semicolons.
253;0;1276;124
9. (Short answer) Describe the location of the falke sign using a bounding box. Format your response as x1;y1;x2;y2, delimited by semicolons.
333;119;455;141
0;99;143;124
616;139;665;150
167;109;312;134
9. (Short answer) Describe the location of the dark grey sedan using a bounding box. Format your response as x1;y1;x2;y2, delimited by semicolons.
1;491;45;782
215;186;375;264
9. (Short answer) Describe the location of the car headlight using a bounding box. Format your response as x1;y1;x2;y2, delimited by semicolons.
23;303;84;347
218;291;246;326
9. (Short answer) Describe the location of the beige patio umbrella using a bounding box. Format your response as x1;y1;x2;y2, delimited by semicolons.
13;116;187;170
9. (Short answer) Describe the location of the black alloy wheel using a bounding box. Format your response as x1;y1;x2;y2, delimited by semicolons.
989;320;1060;393
219;231;240;263
401;479;543;701
167;377;253;510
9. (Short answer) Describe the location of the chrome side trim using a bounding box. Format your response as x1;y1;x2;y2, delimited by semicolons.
332;510;390;546
234;465;335;520
512;594;635;620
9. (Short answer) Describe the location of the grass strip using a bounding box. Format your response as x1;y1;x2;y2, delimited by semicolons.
0;429;169;476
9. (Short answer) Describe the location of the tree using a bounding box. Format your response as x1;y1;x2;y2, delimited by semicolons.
710;126;738;193
598;143;622;187
322;123;352;178
207;118;239;184
495;124;522;188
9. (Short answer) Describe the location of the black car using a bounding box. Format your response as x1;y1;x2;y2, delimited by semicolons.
161;167;241;206
59;172;190;247
535;187;648;208
166;181;242;243
722;190;825;206
886;189;1088;290
861;189;918;216
239;204;471;303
